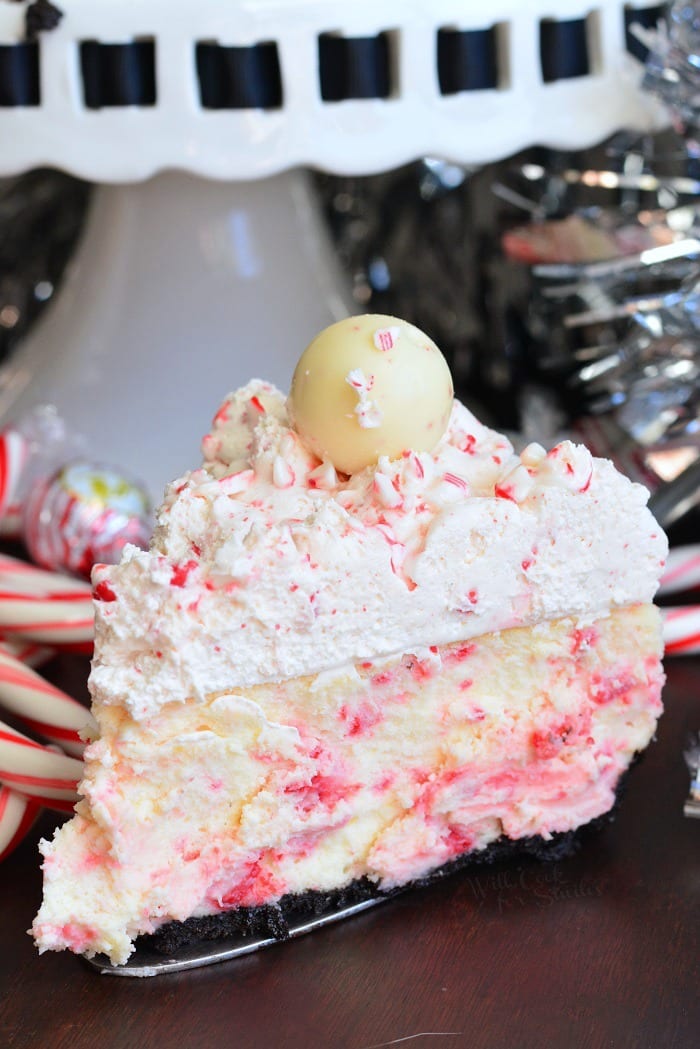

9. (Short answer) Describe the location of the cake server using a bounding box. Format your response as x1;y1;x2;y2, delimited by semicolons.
86;897;384;978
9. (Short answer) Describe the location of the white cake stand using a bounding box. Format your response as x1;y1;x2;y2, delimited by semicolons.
0;0;666;497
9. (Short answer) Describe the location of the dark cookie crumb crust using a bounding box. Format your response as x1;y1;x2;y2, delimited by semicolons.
144;781;626;957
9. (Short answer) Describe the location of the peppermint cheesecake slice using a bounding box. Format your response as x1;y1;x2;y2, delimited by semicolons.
33;316;666;966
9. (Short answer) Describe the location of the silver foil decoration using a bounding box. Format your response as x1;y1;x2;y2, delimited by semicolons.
643;1;700;149
484;131;700;526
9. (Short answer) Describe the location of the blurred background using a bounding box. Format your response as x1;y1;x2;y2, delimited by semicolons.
3;127;700;543
1;0;700;543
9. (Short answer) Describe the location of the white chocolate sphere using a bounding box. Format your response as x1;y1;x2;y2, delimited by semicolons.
289;315;454;475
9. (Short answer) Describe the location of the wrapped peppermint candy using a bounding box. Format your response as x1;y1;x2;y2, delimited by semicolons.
0;406;152;579
23;462;151;579
0;405;82;537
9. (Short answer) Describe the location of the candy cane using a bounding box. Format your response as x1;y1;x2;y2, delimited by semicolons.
0;552;93;647
659;545;700;596
0;552;92;597
0;718;82;807
662;606;700;656
0;784;40;862
0;645;95;757
0;428;29;529
0;639;54;669
0;508;23;540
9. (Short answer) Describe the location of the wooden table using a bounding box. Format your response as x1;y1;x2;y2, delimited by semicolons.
1;656;698;1049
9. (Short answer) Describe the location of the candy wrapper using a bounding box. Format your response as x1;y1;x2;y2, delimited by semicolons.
23;462;151;579
0;406;152;579
0;405;83;538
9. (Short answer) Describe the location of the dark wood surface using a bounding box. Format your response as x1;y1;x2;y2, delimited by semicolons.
1;656;698;1049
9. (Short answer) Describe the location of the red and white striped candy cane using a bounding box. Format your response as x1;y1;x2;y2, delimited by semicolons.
0;639;54;669
0;718;81;810
0;645;95;757
0;553;93;648
0;784;41;862
662;606;700;657
0;552;93;597
659;545;700;597
0;427;29;536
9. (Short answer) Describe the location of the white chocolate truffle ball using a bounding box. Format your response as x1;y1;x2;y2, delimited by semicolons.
289;315;454;475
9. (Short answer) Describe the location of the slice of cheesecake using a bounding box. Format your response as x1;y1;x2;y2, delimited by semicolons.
33;317;666;966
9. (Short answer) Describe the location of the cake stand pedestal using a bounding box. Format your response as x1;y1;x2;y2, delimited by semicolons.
0;170;353;497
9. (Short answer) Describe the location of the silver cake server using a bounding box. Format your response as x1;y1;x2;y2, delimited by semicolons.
86;896;384;978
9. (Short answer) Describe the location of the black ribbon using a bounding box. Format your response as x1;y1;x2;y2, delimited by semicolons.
0;43;40;107
80;40;156;109
540;18;590;83
318;33;392;102
437;27;500;94
196;42;282;109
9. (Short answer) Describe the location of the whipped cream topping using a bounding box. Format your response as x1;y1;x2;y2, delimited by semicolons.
90;381;667;720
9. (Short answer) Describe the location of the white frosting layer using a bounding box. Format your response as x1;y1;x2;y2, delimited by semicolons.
90;381;667;720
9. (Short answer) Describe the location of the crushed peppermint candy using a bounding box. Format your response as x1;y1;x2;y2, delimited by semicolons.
346;369;383;429
308;462;338;490
520;442;547;468
272;457;295;489
495;463;534;503
493;441;594;504
543;442;593;493
373;327;400;352
219;469;255;495
373;472;403;509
